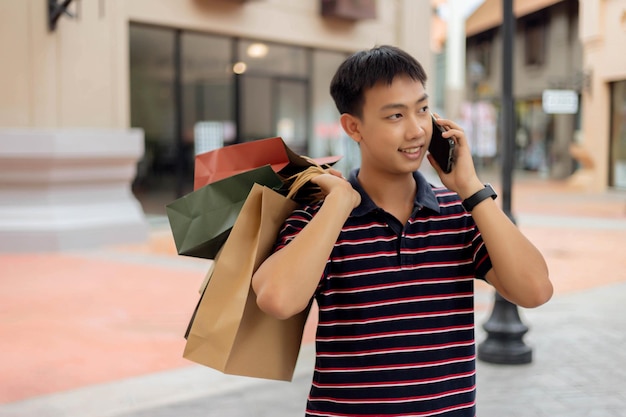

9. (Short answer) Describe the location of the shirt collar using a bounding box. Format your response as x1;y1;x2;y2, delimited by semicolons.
348;169;441;217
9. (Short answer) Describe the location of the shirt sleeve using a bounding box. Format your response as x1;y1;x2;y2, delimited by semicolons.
273;203;320;252
472;228;492;281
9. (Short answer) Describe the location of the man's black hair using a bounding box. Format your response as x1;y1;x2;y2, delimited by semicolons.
330;45;427;118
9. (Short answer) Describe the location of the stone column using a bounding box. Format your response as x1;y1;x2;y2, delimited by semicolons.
0;129;149;252
444;0;468;122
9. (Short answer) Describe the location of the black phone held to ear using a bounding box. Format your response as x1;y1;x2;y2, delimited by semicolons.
428;114;455;173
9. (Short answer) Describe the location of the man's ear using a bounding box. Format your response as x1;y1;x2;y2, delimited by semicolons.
340;113;362;143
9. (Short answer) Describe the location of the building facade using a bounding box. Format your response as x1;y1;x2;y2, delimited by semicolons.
0;0;434;250
465;0;583;180
463;0;626;191
578;0;626;190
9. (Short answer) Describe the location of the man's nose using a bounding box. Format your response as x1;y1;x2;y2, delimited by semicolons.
407;116;427;139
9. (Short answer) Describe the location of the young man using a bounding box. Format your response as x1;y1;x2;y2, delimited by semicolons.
252;45;552;416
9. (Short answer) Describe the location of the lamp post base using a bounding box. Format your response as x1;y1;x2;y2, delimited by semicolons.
477;292;532;365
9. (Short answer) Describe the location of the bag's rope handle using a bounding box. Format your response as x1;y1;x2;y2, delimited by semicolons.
284;165;327;201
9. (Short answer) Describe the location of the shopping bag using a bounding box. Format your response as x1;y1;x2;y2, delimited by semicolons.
183;183;308;381
166;165;283;259
193;136;341;189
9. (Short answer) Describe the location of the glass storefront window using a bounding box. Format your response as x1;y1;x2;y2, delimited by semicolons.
310;49;358;175
276;79;307;150
181;32;235;163
130;25;350;212
240;75;273;142
130;26;236;207
130;25;177;201
237;41;308;78
236;41;309;153
515;99;551;173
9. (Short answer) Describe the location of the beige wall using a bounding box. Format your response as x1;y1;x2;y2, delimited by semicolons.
0;0;129;128
125;0;433;90
579;0;626;190
127;0;395;51
0;0;433;130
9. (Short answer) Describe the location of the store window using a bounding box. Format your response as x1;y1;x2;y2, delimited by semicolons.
310;49;357;174
129;25;349;212
467;28;495;79
516;99;551;173
130;25;177;201
130;26;235;205
523;12;548;67
181;32;235;176
237;41;308;78
236;41;309;153
610;80;626;189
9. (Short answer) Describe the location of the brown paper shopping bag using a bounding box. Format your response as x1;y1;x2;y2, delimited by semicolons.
183;183;308;381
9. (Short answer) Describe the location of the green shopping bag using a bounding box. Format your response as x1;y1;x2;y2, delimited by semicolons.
165;165;283;259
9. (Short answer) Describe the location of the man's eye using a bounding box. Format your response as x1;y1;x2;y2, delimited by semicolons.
388;113;402;120
419;106;430;113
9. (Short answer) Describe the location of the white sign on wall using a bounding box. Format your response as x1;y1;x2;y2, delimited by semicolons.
542;89;579;114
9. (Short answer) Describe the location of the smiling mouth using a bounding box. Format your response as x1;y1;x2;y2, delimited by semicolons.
399;146;422;154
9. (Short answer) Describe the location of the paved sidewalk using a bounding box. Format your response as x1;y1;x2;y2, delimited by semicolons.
1;174;625;416
5;282;624;417
474;281;626;417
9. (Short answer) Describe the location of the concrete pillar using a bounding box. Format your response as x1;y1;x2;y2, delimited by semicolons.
396;0;433;78
0;129;149;252
444;0;467;121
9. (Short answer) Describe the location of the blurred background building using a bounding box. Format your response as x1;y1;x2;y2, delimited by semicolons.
456;0;625;192
0;0;434;250
465;0;583;179
1;0;624;251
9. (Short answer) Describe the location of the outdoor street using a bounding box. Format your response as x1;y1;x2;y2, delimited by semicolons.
1;173;625;417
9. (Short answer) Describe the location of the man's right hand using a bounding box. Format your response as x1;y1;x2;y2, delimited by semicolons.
311;169;361;210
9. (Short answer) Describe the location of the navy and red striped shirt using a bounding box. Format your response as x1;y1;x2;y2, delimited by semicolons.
275;169;492;416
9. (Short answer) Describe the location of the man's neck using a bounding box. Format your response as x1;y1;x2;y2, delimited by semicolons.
357;169;417;222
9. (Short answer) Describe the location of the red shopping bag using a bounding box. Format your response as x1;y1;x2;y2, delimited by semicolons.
194;136;340;189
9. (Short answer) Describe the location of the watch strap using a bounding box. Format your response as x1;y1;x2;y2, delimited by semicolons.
462;184;497;212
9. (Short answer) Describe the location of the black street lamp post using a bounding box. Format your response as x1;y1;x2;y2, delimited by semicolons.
477;0;533;365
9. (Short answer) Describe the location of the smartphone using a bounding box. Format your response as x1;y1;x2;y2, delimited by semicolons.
429;113;455;173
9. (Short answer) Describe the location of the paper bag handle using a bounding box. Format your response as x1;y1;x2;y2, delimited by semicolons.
284;165;328;202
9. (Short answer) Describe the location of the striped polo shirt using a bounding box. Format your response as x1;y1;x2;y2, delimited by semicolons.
275;169;492;417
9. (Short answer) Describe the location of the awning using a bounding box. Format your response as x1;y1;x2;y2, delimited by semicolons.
466;0;564;37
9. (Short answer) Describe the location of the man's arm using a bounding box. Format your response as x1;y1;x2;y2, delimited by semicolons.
252;172;361;320
462;193;552;308
429;116;553;308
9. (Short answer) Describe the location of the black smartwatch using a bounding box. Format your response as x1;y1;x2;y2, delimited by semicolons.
462;184;497;212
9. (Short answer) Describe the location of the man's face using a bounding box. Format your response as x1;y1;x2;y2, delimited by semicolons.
355;75;432;176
